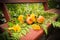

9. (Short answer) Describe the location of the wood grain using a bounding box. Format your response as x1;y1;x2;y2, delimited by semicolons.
0;0;47;3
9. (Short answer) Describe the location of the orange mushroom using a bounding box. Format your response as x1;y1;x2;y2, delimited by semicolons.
26;17;33;24
37;16;45;23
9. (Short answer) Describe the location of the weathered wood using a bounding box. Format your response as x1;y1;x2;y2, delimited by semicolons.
43;2;48;11
0;23;8;28
0;0;47;3
46;9;60;14
0;23;9;33
0;3;11;22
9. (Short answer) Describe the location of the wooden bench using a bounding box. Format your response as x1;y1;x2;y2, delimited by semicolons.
0;0;60;40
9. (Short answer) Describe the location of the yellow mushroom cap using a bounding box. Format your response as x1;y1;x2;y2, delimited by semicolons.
30;13;36;22
32;24;41;30
18;15;24;23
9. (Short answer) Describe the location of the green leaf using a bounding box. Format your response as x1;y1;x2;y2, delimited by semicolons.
25;27;29;32
21;30;26;36
26;25;32;29
52;21;60;28
21;30;27;35
41;24;48;35
8;22;14;27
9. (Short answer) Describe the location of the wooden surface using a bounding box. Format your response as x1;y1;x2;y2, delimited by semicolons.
0;3;10;22
0;0;47;3
20;29;44;40
43;2;48;11
20;23;51;40
46;9;60;14
0;23;8;28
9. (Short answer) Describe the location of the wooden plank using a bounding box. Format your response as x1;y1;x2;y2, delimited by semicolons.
20;23;51;40
0;23;8;28
0;3;11;22
0;0;47;3
46;9;60;14
43;2;48;11
20;28;44;40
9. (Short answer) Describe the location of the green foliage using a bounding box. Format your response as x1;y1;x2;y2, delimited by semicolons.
52;21;60;27
48;0;60;9
39;12;58;35
52;15;60;28
8;22;31;40
6;3;44;19
4;3;58;40
41;24;48;34
0;31;11;40
8;11;57;39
